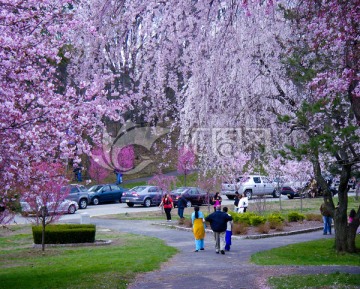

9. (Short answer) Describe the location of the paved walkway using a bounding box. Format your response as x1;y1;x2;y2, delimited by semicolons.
90;218;360;289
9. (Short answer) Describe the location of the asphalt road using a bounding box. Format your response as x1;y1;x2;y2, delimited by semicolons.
14;191;356;225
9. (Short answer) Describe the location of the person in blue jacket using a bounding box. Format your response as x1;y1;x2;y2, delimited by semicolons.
205;205;233;255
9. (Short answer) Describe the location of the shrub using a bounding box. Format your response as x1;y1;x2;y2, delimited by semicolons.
236;212;257;225
249;215;266;226
287;212;305;222
305;213;322;222
256;223;270;234
232;223;248;235
32;224;96;244
267;213;285;229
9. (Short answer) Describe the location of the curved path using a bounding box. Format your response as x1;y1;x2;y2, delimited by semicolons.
89;218;359;289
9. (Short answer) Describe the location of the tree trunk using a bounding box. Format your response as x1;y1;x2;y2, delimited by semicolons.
311;149;358;253
333;165;356;253
41;216;46;252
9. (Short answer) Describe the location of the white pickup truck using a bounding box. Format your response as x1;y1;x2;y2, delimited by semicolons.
221;175;278;200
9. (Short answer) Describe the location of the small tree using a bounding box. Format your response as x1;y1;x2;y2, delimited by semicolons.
148;172;177;193
177;146;196;186
117;145;135;172
21;162;67;251
196;174;222;213
89;147;110;184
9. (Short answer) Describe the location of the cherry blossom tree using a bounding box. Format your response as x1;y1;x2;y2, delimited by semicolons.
277;0;360;253
196;174;222;213
147;172;177;194
116;145;135;172
0;0;125;223
177;146;196;186
20;162;68;251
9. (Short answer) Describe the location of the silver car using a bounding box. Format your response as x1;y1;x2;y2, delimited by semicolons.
21;199;79;216
121;186;163;207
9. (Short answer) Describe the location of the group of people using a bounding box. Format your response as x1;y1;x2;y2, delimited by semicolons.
233;191;248;213
158;192;235;254
191;205;233;254
320;201;359;235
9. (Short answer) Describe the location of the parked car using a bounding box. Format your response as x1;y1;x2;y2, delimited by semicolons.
63;184;91;209
221;175;278;200
121;186;163;207
20;199;78;216
280;186;300;199
88;184;128;205
170;187;214;207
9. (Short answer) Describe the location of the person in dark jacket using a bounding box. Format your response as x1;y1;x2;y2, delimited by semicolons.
177;193;188;219
233;191;240;212
205;205;233;254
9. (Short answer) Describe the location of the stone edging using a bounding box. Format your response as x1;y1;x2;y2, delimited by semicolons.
155;222;323;239
33;239;112;248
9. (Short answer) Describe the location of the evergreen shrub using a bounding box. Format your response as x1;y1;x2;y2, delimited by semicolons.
287;212;305;222
249;215;266;226
32;224;96;244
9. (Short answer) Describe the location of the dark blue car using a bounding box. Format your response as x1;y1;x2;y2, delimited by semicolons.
88;184;128;205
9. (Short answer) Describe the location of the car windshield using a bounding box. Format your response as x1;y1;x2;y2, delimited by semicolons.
88;185;102;192
172;188;188;194
131;186;148;192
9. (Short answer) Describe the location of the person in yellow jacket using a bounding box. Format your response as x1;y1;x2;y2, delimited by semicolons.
191;206;206;252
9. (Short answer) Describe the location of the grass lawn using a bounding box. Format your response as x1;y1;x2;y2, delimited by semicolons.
251;196;360;216
251;236;360;266
268;272;360;289
0;225;177;289
252;236;360;289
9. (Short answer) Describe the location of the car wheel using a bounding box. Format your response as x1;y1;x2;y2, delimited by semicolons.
127;202;134;207
68;204;76;214
144;198;151;207
79;199;88;209
287;195;294;199
93;197;100;205
244;190;252;200
272;190;280;198
186;200;192;208
226;195;235;200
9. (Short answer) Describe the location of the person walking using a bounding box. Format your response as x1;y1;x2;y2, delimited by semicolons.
212;192;222;212
191;206;206;252
177;192;188;219
320;201;332;235
159;193;174;222
114;169;123;185
223;207;233;251
233;191;240;213
205;205;233;255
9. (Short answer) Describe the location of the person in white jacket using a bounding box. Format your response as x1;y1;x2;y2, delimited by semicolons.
238;194;249;213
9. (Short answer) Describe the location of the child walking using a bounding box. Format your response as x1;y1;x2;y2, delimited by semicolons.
223;207;233;251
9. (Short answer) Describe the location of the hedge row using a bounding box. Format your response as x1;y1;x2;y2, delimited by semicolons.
32;224;96;244
228;211;308;226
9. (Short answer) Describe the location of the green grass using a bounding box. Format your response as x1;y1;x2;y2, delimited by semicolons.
251;236;360;266
0;226;177;289
268;272;360;289
122;181;147;189
257;196;360;216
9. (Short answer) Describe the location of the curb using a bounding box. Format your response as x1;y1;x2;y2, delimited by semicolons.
155;222;323;239
33;239;112;248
